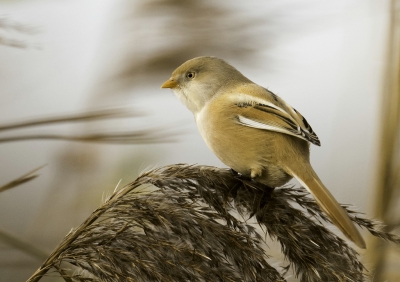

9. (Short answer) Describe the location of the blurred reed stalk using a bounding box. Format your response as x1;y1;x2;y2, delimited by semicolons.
27;164;400;282
370;0;400;280
0;165;44;193
0;16;39;49
0;108;178;144
0;108;176;193
0;229;48;262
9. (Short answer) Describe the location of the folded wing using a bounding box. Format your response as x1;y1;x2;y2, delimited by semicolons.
234;94;321;146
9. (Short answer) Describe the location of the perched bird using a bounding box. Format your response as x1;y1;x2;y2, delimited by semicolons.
161;56;366;248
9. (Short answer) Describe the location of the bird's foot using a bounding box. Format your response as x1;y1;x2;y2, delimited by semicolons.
230;169;253;181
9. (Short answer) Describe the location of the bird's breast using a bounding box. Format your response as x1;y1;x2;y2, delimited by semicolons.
195;105;215;150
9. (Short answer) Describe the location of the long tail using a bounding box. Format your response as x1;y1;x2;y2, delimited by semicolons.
286;163;366;249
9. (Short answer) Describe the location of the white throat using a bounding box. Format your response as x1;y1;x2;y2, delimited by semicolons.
172;87;202;114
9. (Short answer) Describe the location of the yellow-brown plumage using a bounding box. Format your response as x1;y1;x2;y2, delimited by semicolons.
162;56;366;248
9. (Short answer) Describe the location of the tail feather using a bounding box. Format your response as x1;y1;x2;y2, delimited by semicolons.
287;165;366;249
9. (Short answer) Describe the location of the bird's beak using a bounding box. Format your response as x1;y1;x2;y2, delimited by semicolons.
161;78;178;89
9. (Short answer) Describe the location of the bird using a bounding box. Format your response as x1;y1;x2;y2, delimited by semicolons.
161;56;366;249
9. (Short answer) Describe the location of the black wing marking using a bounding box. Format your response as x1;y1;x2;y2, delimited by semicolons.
236;101;321;146
292;108;320;146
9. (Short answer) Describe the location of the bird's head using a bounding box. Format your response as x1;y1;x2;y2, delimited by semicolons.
161;56;250;114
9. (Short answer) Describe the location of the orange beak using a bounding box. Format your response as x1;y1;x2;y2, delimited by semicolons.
161;78;178;89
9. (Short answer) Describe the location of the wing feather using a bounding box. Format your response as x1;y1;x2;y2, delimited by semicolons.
234;94;321;146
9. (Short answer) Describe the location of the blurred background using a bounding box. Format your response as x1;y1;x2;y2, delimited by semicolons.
0;0;399;281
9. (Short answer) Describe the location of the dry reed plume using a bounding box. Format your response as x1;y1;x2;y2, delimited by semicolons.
26;164;400;282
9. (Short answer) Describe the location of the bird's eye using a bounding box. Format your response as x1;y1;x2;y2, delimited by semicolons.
186;72;195;79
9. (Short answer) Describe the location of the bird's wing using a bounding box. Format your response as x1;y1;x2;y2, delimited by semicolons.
232;93;321;146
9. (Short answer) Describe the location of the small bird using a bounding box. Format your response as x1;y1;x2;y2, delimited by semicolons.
161;56;366;248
